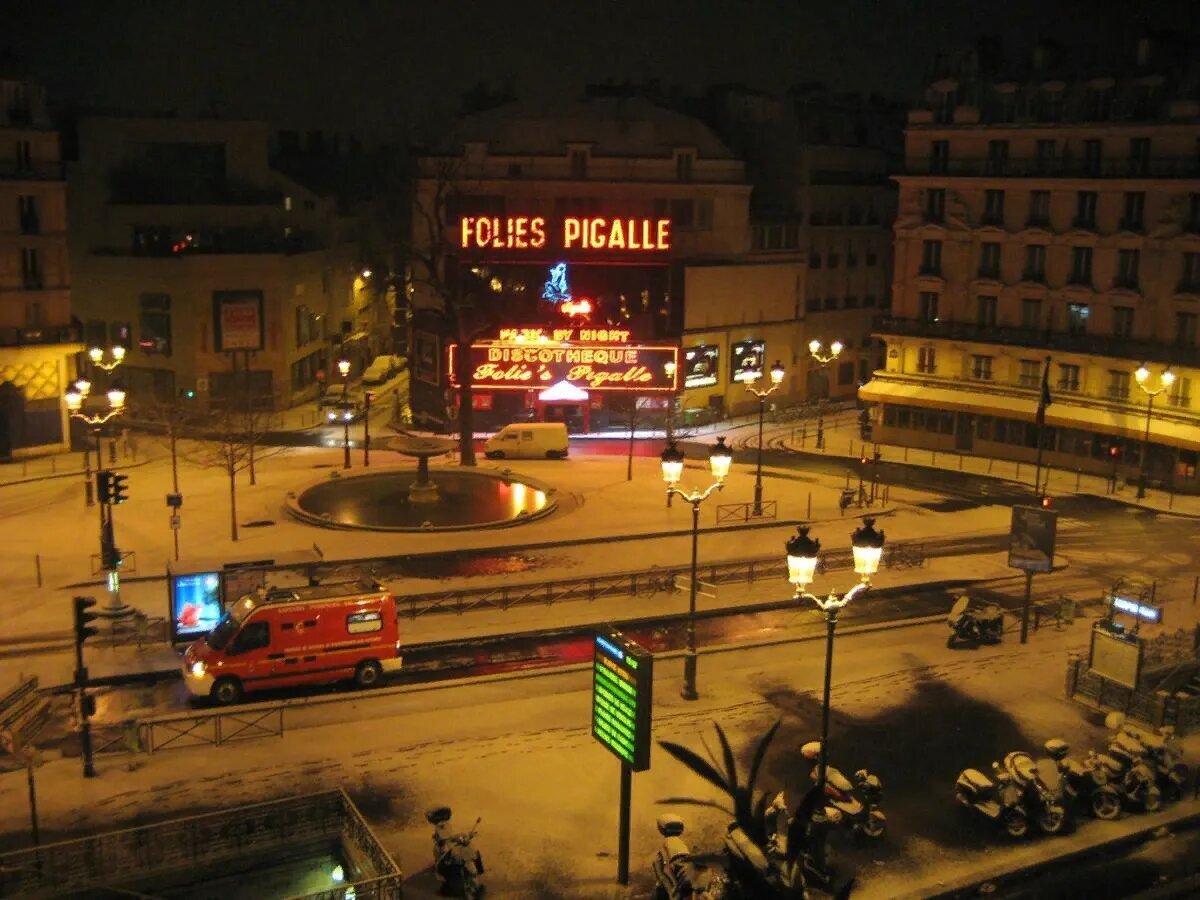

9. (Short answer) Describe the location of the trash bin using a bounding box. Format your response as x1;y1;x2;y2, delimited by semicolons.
1059;597;1075;624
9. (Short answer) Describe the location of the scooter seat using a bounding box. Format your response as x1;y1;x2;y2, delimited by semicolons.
1096;754;1123;775
960;768;993;791
826;766;854;793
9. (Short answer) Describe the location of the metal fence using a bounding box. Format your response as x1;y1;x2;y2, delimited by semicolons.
142;705;284;753
0;789;402;897
716;501;778;524
1066;655;1200;735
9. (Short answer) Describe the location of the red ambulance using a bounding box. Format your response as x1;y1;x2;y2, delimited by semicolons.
183;579;403;704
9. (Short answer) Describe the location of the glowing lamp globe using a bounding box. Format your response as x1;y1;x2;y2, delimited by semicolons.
785;525;821;591
1135;364;1150;384
74;377;92;397
112;345;126;361
337;358;351;377
770;360;786;385
65;387;83;412
660;442;685;486
708;437;732;481
830;341;844;357
851;517;886;581
1162;369;1176;388
107;385;127;410
808;339;821;355
88;347;103;363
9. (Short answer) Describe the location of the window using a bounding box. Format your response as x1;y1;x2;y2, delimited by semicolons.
823;296;838;310
347;611;383;634
1113;306;1134;338
1169;377;1192;409
138;293;172;356
983;189;1005;225
806;296;821;312
1177;312;1198;348
920;240;942;275
85;320;107;348
1122;192;1145;231
976;295;998;327
1067;303;1090;335
1075;191;1097;228
1058;364;1081;392
1028;191;1051;227
1021;298;1041;330
930;140;949;174
24;299;43;328
675;152;694;182
970;355;994;380
809;248;821;269
570;149;588;179
1182;252;1200;291
1035;139;1057;173
827;251;839;268
1129;138;1151;176
1083;139;1103;175
1116;249;1140;289
978;242;1001;278
1069;246;1093;285
917;347;936;374
918;291;939;322
846;242;858;267
858;359;871;382
1107;370;1131;401
230;621;270;654
925;188;945;222
20;247;41;288
844;295;859;308
986;140;1009;174
1039;93;1064;122
17;195;38;234
865;246;878;266
837;361;855;385
295;304;320;347
110;321;131;348
863;294;877;308
1024;244;1046;282
15;140;32;172
1018;359;1041;387
1188;193;1200;233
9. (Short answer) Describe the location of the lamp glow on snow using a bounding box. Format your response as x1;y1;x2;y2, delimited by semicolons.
851;516;886;582
708;436;732;482
337;358;351;378
660;441;685;485
770;359;786;385
786;525;821;593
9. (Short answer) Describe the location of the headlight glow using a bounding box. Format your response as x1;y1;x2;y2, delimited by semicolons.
190;661;206;677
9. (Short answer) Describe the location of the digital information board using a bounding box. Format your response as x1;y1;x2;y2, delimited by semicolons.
592;628;653;772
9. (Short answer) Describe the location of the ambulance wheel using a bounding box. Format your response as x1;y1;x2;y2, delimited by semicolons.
211;677;242;706
355;660;383;688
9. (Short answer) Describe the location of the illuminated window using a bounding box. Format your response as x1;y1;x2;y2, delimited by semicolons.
138;293;172;356
1067;303;1090;335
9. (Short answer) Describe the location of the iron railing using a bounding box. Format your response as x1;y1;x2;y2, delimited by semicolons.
142;705;284;753
716;501;778;524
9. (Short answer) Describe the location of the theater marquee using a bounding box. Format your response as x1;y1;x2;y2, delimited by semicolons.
449;328;679;392
459;215;671;253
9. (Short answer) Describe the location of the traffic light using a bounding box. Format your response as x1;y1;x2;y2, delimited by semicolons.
1041;496;1054;508
96;470;114;504
111;473;129;504
73;596;101;645
179;388;196;399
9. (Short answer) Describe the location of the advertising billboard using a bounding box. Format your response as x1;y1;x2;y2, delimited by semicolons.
731;339;765;384
169;572;224;643
449;342;678;392
213;290;265;352
1007;505;1058;573
1089;626;1142;689
683;344;720;388
592;627;654;771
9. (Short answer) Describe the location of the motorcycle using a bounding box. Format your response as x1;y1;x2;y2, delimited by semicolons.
954;761;1030;838
1043;739;1122;820
1095;732;1162;813
946;595;1004;648
1001;750;1068;834
1106;713;1190;802
425;806;484;899
800;741;885;840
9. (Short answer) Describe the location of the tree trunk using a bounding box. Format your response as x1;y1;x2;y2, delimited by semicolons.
229;461;239;542
249;438;257;486
455;318;478;467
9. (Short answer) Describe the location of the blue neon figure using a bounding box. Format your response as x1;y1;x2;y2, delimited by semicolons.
542;262;571;303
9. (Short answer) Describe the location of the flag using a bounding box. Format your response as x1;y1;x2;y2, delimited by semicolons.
1036;356;1052;427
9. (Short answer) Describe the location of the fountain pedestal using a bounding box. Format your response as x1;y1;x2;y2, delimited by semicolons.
387;435;458;503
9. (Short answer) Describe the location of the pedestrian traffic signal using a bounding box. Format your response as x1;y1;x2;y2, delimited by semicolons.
96;470;114;504
111;473;129;504
73;596;101;645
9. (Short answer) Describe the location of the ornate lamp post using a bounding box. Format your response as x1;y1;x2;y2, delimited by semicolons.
87;345;126;371
1133;364;1174;500
75;346;125;505
744;359;785;516
786;517;885;792
337;357;352;470
661;437;733;700
807;340;843;449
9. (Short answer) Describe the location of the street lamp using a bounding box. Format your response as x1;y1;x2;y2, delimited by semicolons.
1133;364;1174;500
808;341;843;450
88;345;126;371
786;518;885;795
337;357;351;470
744;359;785;516
662;437;733;700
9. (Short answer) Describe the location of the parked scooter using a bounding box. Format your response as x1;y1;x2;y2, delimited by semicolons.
954;761;1030;837
1095;731;1163;813
946;595;1005;648
425;806;484;899
1106;713;1190;802
800;741;886;840
1043;739;1122;820
1001;750;1068;834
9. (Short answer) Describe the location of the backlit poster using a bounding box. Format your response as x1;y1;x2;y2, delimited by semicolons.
731;340;766;383
170;572;223;642
684;345;719;388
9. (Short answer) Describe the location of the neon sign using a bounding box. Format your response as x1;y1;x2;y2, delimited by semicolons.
543;263;571;303
1112;596;1163;623
497;327;631;343
448;341;679;392
459;216;671;252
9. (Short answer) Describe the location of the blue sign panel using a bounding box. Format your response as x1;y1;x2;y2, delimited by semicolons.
170;572;223;642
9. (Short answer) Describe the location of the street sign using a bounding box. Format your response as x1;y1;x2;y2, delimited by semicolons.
1111;595;1163;624
1007;505;1058;573
592;628;654;772
166;493;183;508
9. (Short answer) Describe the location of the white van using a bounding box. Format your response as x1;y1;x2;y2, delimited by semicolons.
484;422;569;459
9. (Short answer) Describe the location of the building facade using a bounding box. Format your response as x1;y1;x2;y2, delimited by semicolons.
0;72;81;456
409;95;810;432
867;37;1200;492
68;117;364;412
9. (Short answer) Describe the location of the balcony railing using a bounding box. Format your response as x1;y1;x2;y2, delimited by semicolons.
0;324;81;348
0;160;64;180
906;157;1200;179
873;316;1200;369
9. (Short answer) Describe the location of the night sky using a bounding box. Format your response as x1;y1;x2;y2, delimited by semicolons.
7;0;1198;144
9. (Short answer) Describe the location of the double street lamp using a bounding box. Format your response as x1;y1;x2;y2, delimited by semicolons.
661;437;733;700
1133;364;1174;500
807;340;843;449
744;359;786;516
786;518;886;794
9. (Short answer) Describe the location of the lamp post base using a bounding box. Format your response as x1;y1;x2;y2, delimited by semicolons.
680;651;699;701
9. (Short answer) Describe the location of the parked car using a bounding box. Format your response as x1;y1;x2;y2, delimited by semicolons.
363;355;399;385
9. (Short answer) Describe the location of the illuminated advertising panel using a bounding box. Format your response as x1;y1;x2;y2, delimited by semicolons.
592;628;653;771
459;216;671;253
731;339;766;383
213;290;265;352
683;344;720;388
169;572;223;642
1007;505;1058;573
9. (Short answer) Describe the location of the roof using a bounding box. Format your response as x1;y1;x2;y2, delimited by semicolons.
435;97;736;159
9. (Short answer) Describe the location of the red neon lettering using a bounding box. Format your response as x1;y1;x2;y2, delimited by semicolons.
657;219;671;248
530;216;547;248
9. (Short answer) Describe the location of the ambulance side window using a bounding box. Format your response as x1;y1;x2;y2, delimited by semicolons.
347;611;382;634
230;620;270;654
521;430;533;440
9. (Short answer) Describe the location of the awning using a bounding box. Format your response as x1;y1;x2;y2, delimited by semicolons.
538;380;590;402
860;377;1200;450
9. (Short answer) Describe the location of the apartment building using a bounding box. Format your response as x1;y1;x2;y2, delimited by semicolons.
0;71;81;456
867;36;1200;492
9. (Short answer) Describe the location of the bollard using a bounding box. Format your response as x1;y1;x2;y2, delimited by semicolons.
1075;469;1081;491
845;472;851;489
931;450;937;466
849;439;854;457
987;458;993;474
1192;575;1198;605
50;457;56;474
958;453;964;471
1015;461;1022;480
35;554;41;588
807;492;812;519
904;447;909;462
